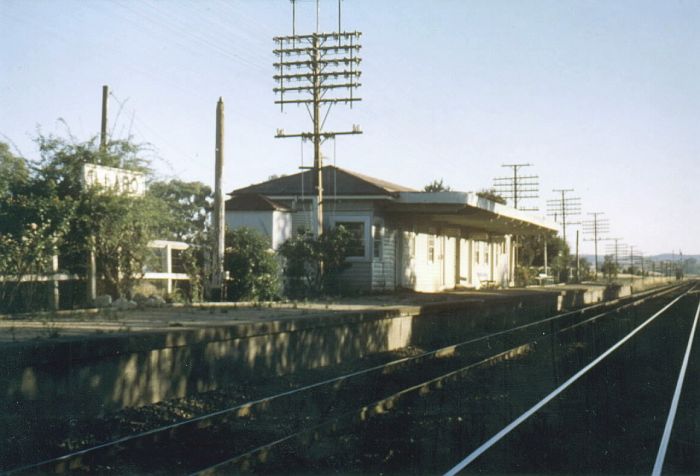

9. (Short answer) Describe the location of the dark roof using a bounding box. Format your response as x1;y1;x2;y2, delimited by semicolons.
230;165;416;197
225;193;290;212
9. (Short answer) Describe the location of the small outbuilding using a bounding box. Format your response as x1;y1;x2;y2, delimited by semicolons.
226;166;557;292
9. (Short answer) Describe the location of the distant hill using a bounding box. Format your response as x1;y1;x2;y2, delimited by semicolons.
579;254;699;275
581;254;699;262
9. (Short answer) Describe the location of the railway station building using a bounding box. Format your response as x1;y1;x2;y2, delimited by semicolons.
226;166;557;292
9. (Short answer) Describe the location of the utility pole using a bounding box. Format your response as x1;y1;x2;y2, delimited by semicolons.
546;189;580;247
582;212;609;280
273;4;363;237
546;189;580;281
493;163;539;278
543;235;548;277
629;245;636;276
575;230;580;281
211;97;226;301
100;85;109;151
492;163;539;210
605;238;623;269
87;85;110;304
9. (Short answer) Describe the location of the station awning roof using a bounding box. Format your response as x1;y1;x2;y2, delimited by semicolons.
381;191;559;236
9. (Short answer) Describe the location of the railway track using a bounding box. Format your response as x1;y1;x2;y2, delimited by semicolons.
7;281;696;475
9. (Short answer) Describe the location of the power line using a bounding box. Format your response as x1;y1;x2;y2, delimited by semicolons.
273;7;363;237
492;163;539;211
582;211;610;274
546;189;581;248
604;237;625;268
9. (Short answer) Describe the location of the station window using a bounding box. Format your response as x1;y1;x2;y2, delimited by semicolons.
427;228;436;263
373;221;383;259
335;221;366;258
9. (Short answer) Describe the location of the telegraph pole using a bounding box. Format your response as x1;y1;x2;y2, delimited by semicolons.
100;85;109;151
87;85;110;304
493;163;539;210
582;212;610;279
273;6;363;237
605;237;623;269
629;245;636;275
493;163;539;278
212;97;226;301
546;189;580;281
546;189;581;247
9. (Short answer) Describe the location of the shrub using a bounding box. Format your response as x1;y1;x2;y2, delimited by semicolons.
278;226;352;298
224;227;280;301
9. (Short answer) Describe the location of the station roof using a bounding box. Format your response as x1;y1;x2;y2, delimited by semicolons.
225;193;290;212
230;167;557;236
383;191;558;235
230;165;416;197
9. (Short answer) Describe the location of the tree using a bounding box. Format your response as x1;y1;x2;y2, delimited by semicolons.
278;226;353;298
423;178;452;192
601;255;618;281
85;191;168;298
0;142;75;311
1;134;172;305
516;234;570;284
224;227;280;301
0;142;29;197
148;180;212;241
147;180;214;302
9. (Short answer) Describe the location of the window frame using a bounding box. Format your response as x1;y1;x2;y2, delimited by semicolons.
330;215;371;262
372;218;384;260
427;227;436;263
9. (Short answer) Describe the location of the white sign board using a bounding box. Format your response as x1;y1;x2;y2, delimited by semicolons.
82;163;146;196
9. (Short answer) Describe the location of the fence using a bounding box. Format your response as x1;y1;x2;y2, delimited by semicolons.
0;240;190;314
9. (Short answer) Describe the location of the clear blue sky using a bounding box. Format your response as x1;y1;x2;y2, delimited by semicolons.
2;0;698;256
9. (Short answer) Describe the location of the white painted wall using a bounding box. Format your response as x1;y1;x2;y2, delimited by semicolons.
225;210;292;250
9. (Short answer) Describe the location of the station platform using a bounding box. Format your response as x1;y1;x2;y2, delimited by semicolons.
0;279;675;434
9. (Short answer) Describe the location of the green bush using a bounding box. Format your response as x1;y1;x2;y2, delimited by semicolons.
278;226;352;298
224;227;280;301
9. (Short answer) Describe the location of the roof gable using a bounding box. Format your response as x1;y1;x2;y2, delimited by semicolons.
225;193;290;212
231;165;416;197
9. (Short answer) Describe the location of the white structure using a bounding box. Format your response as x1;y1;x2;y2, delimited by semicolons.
227;167;558;292
143;240;190;294
225;194;292;250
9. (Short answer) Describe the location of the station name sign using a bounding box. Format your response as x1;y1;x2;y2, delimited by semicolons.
82;163;146;197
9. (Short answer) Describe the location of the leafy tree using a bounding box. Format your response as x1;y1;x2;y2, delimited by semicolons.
518;234;568;269
0;142;75;311
0;142;29;196
423;178;452;192
148;180;212;241
516;234;570;284
601;255;618;281
85;191;168;298
278;226;353;298
224;227;280;301
0;204;73;312
1;134;172;305
148;180;213;302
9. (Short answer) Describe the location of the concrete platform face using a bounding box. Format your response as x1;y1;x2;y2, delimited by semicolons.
0;280;675;447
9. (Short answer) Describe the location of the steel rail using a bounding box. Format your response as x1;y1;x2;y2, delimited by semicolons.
443;283;695;476
8;282;684;474
652;293;700;475
191;282;690;475
190;343;535;476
